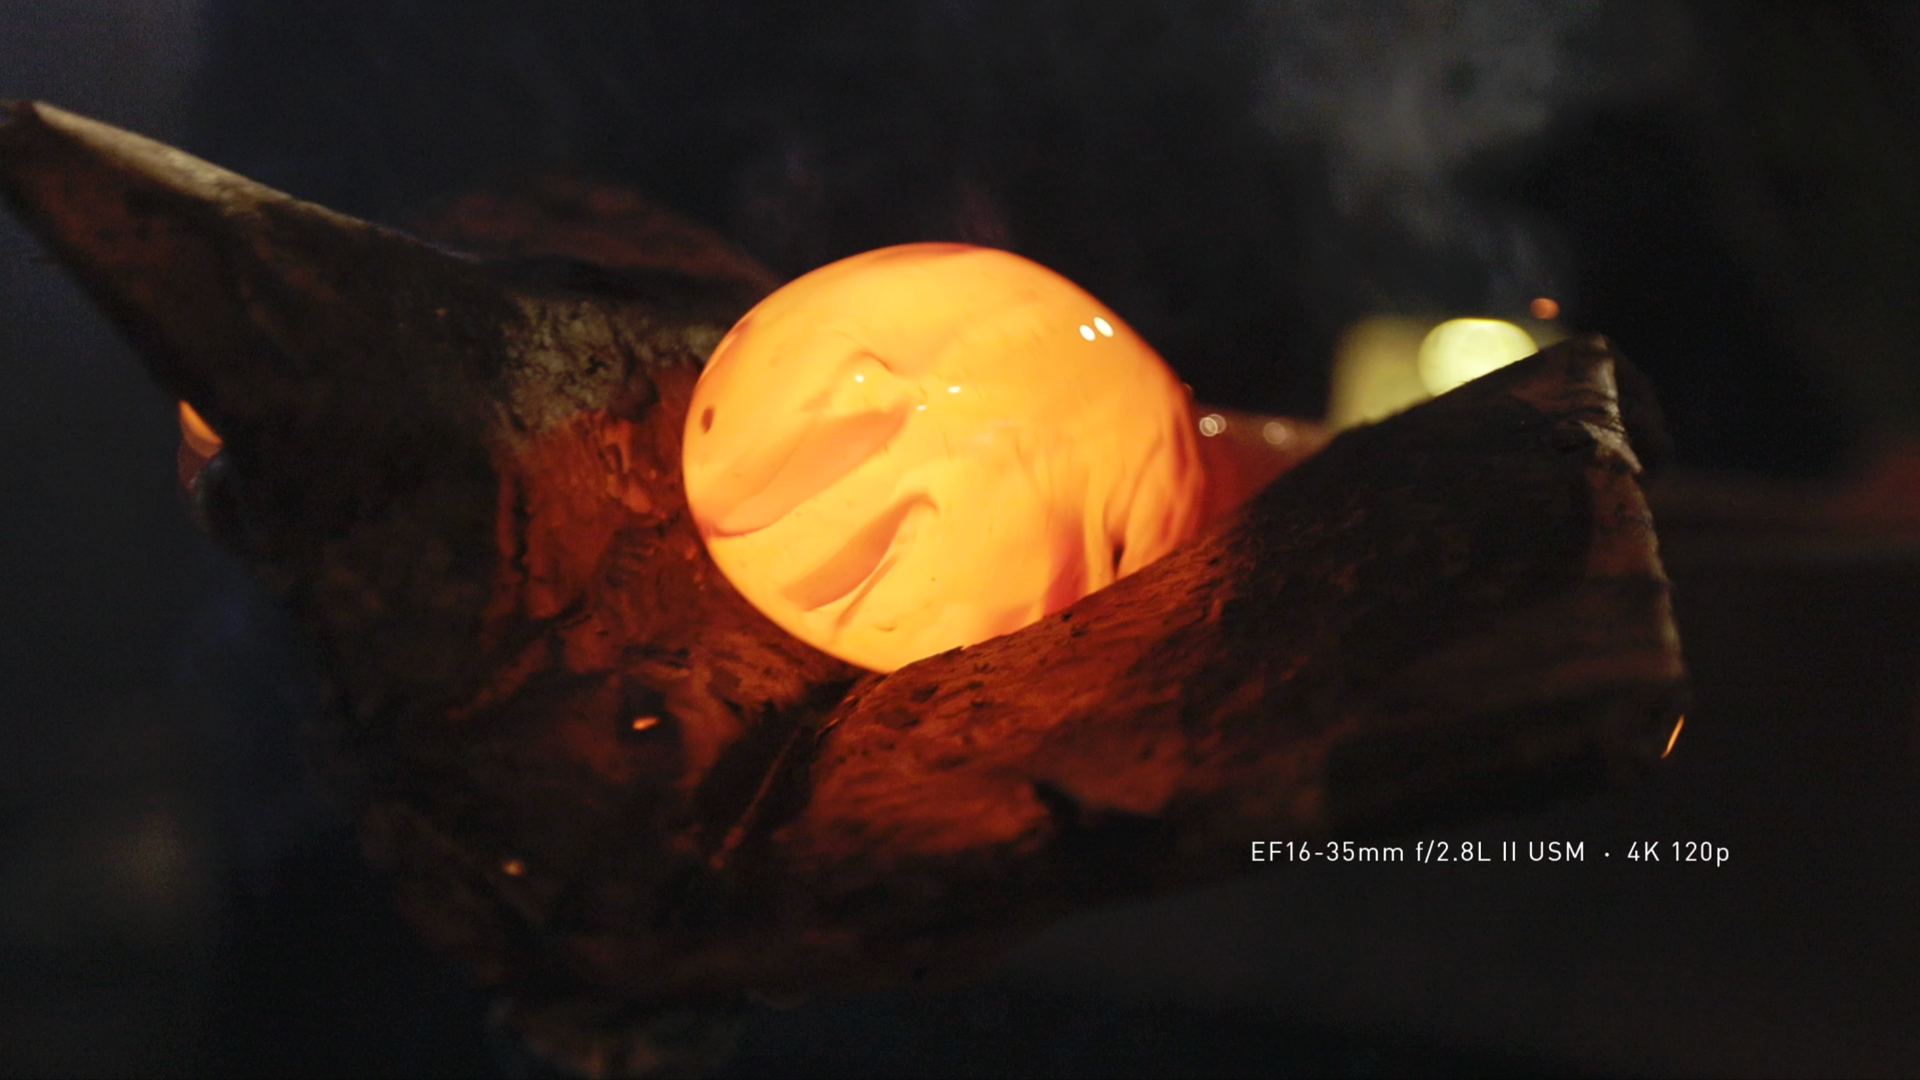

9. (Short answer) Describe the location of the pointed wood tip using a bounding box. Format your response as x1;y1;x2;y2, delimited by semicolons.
0;100;505;437
1;99;284;210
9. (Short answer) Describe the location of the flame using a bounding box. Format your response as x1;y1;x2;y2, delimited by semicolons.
683;243;1205;672
1662;714;1685;758
176;400;225;488
177;400;223;456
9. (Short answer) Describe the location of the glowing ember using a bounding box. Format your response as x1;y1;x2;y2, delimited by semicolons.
1529;296;1561;321
177;400;222;456
683;243;1205;673
1662;714;1685;758
175;399;225;488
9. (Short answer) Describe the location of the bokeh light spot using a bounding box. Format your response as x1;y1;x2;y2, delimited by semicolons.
1416;318;1538;396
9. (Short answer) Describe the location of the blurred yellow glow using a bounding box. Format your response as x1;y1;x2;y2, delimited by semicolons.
1416;318;1538;396
1326;316;1433;430
177;400;222;456
683;243;1204;673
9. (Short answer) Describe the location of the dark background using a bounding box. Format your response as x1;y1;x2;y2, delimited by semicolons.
2;2;1917;1076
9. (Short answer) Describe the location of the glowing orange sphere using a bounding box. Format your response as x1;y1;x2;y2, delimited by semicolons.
682;243;1204;672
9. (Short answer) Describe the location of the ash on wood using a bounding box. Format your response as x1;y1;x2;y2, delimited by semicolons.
1;101;1685;1077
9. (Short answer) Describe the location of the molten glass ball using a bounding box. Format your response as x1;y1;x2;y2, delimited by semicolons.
682;243;1205;673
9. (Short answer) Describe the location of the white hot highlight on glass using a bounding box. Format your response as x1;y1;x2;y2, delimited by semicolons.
682;243;1205;673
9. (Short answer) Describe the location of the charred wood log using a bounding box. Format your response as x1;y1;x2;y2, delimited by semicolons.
1;101;1685;1076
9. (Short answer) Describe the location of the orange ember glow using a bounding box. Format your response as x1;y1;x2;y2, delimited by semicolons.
683;243;1205;672
177;400;223;456
1662;714;1685;758
176;400;225;488
1529;296;1561;321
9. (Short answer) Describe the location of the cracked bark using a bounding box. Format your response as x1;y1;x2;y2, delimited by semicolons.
1;101;1685;1077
